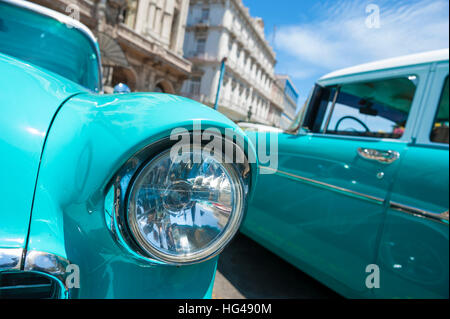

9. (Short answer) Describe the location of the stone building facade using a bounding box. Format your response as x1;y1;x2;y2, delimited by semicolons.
181;0;285;126
30;0;192;93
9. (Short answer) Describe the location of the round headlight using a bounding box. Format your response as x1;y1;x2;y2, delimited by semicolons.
127;145;245;264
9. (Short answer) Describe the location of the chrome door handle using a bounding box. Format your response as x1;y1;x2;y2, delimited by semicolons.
357;148;400;164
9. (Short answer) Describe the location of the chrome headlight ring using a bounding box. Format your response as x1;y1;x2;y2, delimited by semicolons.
107;133;251;266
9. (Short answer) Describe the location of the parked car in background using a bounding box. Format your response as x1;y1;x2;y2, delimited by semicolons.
0;0;256;299
242;49;449;299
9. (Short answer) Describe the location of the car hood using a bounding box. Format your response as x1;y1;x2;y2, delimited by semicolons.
0;54;87;249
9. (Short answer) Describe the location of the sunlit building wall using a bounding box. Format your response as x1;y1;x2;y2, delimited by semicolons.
181;0;284;126
276;74;299;129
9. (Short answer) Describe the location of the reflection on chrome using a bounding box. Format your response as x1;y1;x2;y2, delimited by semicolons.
0;248;23;270
24;250;70;279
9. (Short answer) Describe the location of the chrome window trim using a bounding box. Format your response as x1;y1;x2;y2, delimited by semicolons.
305;131;409;144
1;0;104;93
414;64;449;146
322;87;340;135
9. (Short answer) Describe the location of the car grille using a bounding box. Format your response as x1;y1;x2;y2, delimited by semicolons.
0;271;62;299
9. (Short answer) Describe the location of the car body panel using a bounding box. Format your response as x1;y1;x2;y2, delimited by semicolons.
242;133;408;298
24;92;256;298
375;146;449;298
0;53;86;249
374;61;449;299
1;1;257;299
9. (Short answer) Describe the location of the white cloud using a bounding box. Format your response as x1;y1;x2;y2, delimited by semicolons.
275;0;449;72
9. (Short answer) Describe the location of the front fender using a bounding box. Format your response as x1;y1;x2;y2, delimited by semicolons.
26;92;257;298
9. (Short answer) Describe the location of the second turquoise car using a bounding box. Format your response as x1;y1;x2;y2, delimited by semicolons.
242;49;449;299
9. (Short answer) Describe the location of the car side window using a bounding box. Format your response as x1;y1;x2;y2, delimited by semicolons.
430;76;449;144
303;76;419;139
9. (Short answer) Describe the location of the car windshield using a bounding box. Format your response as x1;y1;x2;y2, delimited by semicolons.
0;1;101;92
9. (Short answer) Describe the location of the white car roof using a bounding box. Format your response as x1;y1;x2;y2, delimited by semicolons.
320;49;449;81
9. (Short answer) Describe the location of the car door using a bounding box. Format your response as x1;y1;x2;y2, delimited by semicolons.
375;63;449;299
242;65;431;297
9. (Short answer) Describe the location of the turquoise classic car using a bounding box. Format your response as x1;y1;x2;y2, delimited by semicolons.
0;0;256;298
242;49;449;299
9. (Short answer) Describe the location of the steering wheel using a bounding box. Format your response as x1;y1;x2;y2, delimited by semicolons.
334;116;370;133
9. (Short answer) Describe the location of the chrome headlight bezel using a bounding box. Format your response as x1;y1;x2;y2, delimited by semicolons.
107;133;251;266
127;146;245;264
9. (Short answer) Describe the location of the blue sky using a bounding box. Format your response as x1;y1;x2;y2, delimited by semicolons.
243;0;449;111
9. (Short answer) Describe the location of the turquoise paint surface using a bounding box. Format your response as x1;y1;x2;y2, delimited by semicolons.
243;133;407;298
24;92;255;298
0;53;86;248
0;53;256;298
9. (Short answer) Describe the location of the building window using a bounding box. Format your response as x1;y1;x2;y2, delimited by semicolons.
196;38;206;54
200;8;209;22
190;77;201;95
124;0;138;29
228;38;233;53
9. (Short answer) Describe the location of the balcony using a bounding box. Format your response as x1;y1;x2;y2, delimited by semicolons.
187;18;211;29
186;51;218;62
117;24;191;74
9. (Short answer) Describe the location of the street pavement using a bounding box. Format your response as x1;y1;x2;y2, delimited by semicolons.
212;233;341;299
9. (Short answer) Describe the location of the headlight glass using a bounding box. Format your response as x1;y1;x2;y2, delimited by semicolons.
127;145;244;264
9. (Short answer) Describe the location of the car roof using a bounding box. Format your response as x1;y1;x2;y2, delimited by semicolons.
320;49;449;81
2;0;103;92
2;0;98;44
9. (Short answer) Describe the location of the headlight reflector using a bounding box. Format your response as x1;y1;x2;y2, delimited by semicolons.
127;145;244;264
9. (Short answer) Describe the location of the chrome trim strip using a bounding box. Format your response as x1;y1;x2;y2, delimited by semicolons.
0;248;23;270
261;166;449;225
24;251;70;279
1;0;103;92
390;202;449;224
261;166;385;204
